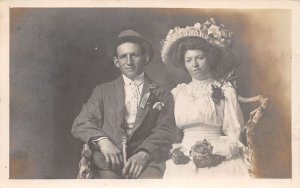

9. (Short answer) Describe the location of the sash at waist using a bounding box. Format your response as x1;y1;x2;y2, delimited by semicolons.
181;122;222;130
181;123;222;148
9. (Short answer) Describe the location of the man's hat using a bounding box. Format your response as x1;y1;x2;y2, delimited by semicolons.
107;30;154;64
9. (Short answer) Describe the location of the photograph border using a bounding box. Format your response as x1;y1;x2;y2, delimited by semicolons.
1;0;300;187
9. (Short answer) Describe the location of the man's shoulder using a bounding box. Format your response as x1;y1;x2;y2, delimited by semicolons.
94;76;122;90
149;81;169;93
146;78;172;99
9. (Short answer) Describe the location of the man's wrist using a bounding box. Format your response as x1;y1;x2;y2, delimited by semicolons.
94;137;109;144
138;149;152;161
88;136;109;151
95;137;110;148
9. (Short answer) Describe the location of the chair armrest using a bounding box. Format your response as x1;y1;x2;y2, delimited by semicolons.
77;144;93;179
239;95;269;177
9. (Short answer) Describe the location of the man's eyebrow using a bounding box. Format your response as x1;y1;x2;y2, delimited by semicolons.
119;52;139;56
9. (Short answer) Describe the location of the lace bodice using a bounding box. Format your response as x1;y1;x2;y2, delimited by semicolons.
172;78;244;141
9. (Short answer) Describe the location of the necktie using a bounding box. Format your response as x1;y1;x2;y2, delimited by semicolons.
125;81;139;135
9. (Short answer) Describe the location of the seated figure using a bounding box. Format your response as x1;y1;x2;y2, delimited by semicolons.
160;18;269;178
72;30;176;179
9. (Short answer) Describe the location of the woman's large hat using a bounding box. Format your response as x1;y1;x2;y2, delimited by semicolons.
107;30;154;64
161;18;234;65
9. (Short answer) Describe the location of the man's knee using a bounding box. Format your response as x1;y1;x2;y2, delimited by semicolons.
92;169;122;179
138;166;164;179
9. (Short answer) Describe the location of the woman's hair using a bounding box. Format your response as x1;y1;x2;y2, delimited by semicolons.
167;36;236;80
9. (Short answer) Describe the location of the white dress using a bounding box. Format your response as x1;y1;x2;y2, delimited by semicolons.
163;78;250;179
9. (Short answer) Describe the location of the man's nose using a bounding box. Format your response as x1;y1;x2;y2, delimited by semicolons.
126;55;133;65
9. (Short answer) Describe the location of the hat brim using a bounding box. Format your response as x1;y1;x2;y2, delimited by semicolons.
162;36;192;66
107;36;154;64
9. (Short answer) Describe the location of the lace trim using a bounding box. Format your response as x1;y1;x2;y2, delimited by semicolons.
185;79;217;98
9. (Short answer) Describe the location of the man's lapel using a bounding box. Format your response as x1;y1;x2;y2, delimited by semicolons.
112;76;126;128
128;75;152;139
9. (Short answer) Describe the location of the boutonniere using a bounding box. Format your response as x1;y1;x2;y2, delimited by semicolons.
152;102;165;111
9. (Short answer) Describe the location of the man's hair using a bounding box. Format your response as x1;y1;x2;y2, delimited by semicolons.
113;41;147;58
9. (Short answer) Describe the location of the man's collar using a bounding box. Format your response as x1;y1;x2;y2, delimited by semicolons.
122;72;145;86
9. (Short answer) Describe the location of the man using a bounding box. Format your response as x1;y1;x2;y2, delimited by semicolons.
71;30;176;179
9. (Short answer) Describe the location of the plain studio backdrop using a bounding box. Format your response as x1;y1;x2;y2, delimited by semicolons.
9;8;291;178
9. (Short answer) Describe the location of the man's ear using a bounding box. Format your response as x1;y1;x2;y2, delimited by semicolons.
144;53;150;64
113;57;120;68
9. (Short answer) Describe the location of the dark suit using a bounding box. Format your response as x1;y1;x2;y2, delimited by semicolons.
71;74;176;178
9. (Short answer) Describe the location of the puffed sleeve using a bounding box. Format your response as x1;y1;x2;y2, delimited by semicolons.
170;83;187;143
222;83;244;141
171;83;187;100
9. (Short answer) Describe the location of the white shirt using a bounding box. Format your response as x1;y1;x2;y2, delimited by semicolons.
122;72;145;135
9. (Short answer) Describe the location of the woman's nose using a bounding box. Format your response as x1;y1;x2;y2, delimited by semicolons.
192;59;199;67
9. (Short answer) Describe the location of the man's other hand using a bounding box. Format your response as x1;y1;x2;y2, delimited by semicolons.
97;138;123;170
122;151;151;179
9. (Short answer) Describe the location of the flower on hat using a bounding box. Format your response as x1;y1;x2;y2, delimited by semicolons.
194;23;201;28
208;25;222;40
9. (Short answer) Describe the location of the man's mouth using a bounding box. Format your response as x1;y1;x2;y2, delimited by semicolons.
126;67;135;70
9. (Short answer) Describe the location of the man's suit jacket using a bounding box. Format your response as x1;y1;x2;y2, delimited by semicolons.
71;74;176;171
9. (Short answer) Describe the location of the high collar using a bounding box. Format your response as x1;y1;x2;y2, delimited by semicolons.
122;72;145;86
192;77;214;85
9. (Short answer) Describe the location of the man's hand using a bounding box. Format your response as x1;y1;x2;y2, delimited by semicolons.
97;138;123;170
122;151;151;179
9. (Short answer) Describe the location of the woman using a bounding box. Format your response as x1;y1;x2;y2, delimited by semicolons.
161;18;250;178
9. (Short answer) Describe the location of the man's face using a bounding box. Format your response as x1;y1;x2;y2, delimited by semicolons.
113;42;149;80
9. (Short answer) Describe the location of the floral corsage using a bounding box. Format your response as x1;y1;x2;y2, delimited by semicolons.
211;84;225;105
211;74;238;105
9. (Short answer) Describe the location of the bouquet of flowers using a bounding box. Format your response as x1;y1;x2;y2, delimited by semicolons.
190;139;226;168
170;144;190;165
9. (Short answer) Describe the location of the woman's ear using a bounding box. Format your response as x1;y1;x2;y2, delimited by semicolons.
113;57;120;68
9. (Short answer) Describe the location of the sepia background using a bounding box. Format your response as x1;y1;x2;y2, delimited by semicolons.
9;8;291;178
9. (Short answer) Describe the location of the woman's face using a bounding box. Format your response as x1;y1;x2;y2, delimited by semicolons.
184;49;212;80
